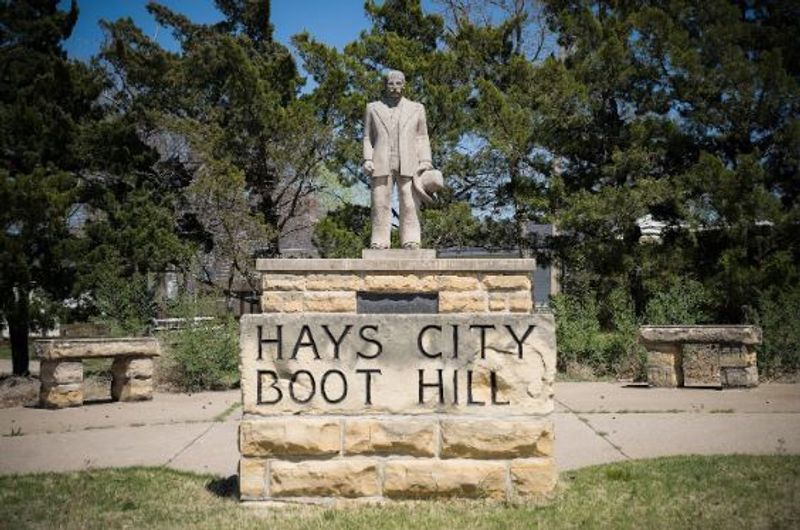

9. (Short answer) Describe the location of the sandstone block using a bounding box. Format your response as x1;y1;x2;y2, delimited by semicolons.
488;293;507;312
256;257;536;273
305;274;363;291
262;274;306;291
240;419;340;457
510;458;557;497
35;338;160;360
344;420;435;456
383;459;506;500
40;383;83;409
112;377;153;401
647;366;679;388
111;357;153;379
362;248;436;260
647;351;679;368
639;325;762;345
719;347;757;368
507;291;533;313
363;274;437;293
239;458;268;500
270;460;379;498
436;274;481;292
722;366;758;388
240;313;557;417
303;291;356;312
441;420;553;458
261;291;304;313
439;291;488;313
481;274;531;291
40;360;83;385
683;343;721;387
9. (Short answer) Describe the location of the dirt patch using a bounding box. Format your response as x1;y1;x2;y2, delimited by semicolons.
0;375;38;408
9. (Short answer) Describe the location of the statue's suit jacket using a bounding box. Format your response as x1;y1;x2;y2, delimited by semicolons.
363;97;432;178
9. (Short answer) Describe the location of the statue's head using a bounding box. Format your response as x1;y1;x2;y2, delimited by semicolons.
384;70;405;99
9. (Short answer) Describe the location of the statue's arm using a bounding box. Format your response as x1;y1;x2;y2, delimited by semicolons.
363;104;374;162
362;104;375;175
416;104;432;169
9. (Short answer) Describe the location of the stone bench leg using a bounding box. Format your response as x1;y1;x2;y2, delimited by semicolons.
722;366;758;387
646;344;684;388
40;360;83;408
112;357;154;402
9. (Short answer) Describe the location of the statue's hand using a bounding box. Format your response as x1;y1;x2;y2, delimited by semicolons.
363;160;374;175
417;161;433;175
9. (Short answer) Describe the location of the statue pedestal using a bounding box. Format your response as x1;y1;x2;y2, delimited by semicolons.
361;248;436;260
238;254;557;503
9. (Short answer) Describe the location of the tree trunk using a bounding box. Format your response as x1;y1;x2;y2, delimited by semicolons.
8;292;30;376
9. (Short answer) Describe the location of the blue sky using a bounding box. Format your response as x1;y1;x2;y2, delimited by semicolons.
62;0;437;60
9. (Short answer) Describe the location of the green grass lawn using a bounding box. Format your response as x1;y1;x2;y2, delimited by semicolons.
0;455;798;529
0;339;35;360
0;342;10;360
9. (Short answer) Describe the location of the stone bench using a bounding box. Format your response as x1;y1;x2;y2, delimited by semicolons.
639;326;761;388
34;338;161;408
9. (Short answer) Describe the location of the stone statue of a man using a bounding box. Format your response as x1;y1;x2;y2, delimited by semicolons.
363;70;443;249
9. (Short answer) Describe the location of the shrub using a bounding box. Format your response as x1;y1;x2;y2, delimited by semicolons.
313;204;371;258
752;285;800;376
644;278;711;325
551;292;601;372
164;316;239;392
93;271;156;335
552;288;645;379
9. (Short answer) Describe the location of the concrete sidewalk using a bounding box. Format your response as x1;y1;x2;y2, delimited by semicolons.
0;383;798;477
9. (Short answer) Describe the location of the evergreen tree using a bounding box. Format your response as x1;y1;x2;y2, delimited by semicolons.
1;1;194;372
540;0;800;322
99;0;327;295
0;0;101;374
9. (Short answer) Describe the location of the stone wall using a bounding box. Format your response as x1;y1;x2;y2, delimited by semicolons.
239;417;555;501
261;272;532;314
639;326;761;388
239;255;557;503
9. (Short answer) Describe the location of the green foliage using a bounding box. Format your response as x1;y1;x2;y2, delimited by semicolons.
91;271;155;336
644;278;711;326
160;292;226;321
552;288;644;378
551;292;602;372
164;316;239;392
421;202;479;249
0;0;104;374
99;0;327;270
3;0;800;378
314;200;503;256
542;0;800;327
313;204;371;258
752;285;800;376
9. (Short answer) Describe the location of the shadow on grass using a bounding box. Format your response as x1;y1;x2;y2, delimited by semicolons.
207;475;238;499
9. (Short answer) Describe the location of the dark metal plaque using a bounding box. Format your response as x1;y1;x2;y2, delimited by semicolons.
357;292;439;314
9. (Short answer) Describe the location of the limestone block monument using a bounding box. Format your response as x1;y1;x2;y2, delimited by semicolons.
237;70;557;503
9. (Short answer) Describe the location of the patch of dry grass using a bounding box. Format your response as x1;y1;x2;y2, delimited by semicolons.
0;455;798;529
